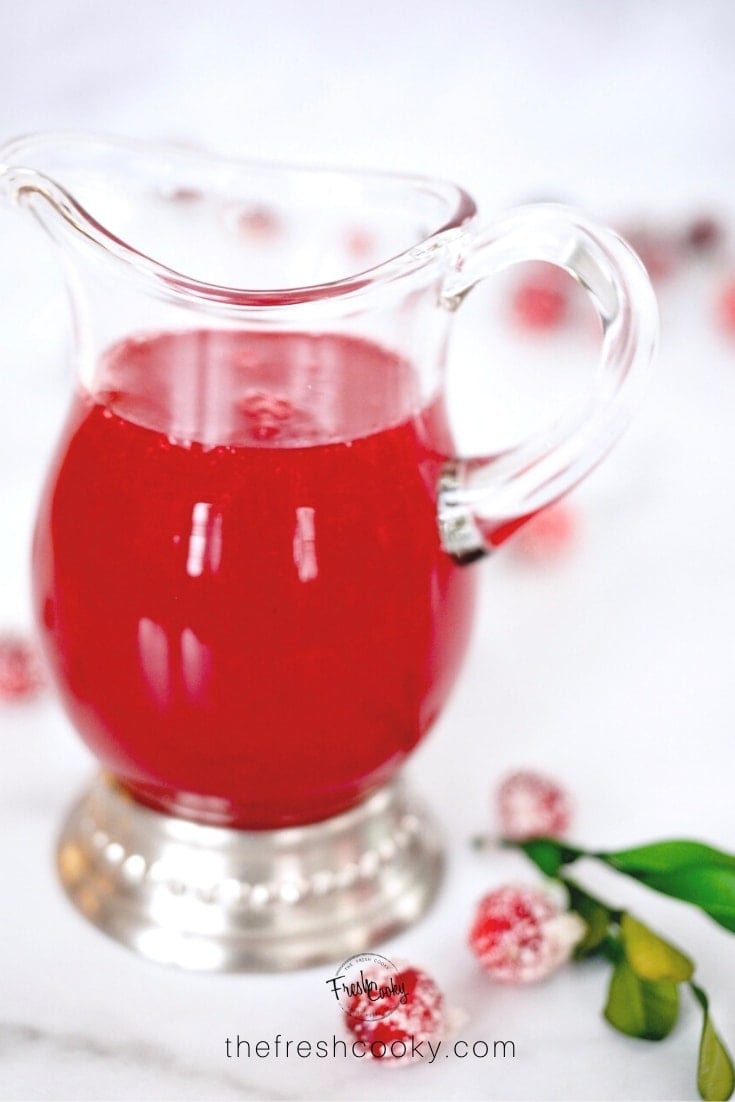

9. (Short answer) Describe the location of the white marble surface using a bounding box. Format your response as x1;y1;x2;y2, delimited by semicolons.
2;3;735;1100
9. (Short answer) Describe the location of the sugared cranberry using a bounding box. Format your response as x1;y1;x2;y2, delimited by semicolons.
344;965;446;1061
469;885;585;984
0;634;45;702
497;769;572;841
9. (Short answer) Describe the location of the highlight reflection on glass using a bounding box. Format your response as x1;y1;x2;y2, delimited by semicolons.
293;506;318;583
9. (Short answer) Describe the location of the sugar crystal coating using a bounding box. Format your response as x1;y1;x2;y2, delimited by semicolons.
344;965;446;1061
498;769;572;841
469;884;585;984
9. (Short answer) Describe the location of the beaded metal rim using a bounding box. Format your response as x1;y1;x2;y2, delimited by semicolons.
74;807;423;906
57;773;443;972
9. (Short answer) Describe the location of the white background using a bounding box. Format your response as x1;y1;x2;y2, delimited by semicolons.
1;3;735;1100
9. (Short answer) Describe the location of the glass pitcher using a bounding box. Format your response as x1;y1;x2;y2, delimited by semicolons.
0;133;656;971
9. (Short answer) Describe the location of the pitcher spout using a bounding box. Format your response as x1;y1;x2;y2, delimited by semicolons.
0;134;69;208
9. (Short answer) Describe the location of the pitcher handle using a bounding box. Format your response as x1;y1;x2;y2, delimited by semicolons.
437;203;657;562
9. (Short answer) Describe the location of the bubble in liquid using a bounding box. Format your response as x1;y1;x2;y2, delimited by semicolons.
239;390;297;440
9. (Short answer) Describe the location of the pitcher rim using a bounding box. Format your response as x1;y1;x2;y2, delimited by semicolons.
0;131;478;308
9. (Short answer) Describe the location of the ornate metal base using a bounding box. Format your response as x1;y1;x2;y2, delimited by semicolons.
57;774;443;972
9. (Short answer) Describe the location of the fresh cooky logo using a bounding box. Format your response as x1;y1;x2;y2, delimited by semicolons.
326;953;406;1021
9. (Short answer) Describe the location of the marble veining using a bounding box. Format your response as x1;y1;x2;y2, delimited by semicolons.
0;1021;288;1101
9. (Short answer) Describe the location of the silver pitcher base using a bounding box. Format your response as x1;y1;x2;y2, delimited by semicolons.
57;774;443;972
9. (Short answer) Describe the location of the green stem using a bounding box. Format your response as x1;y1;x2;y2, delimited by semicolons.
560;874;624;924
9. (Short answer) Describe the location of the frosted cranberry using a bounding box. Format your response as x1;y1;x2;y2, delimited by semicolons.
0;634;45;702
344;965;446;1061
512;502;576;562
469;885;585;984
498;769;572;841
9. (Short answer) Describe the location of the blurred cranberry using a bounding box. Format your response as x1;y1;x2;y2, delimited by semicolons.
685;216;722;253
716;279;735;333
510;265;568;331
621;227;677;283
166;187;203;204
0;634;45;703
469;885;585;984
498;770;572;841
344;228;375;260
237;206;281;239
343;964;448;1062
512;502;577;562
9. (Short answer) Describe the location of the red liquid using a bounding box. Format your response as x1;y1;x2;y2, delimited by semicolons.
33;331;476;828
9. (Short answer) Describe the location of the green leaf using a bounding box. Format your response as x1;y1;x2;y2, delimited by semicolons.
603;956;679;1041
602;840;735;877
631;867;735;935
599;842;735;935
691;983;735;1101
514;838;584;878
621;913;694;982
564;879;613;959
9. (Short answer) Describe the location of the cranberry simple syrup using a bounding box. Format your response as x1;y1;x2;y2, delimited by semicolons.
33;330;476;828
